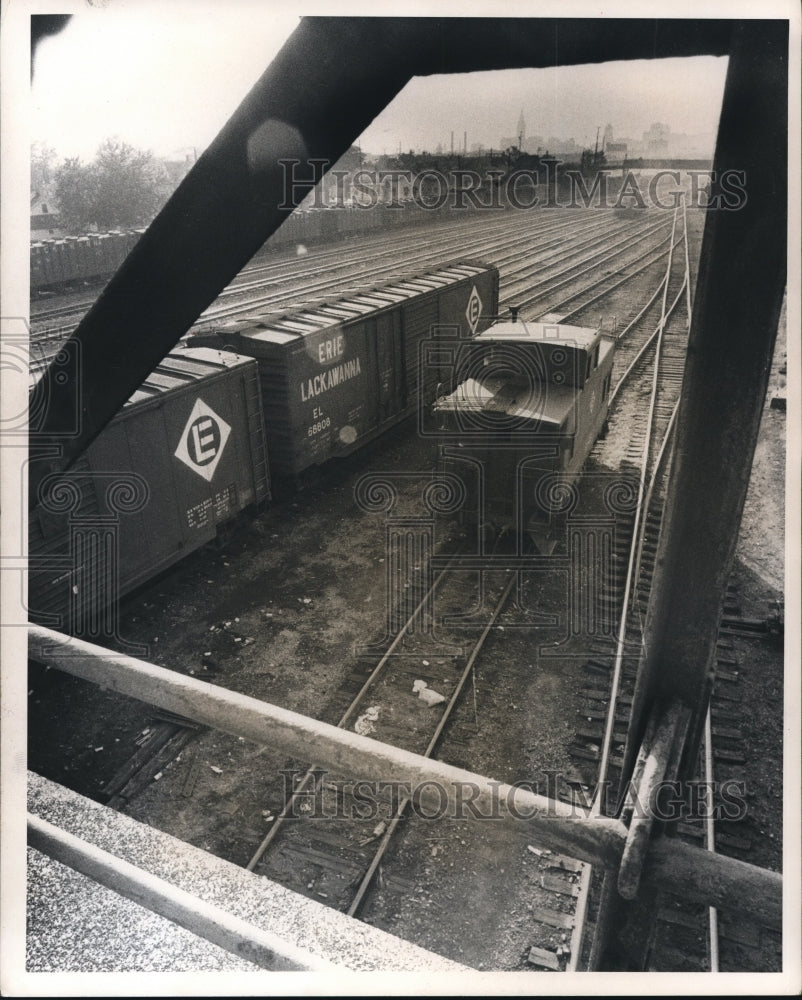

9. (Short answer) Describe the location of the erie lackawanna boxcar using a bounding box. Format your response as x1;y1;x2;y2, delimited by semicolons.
431;316;616;551
190;261;499;482
27;347;270;634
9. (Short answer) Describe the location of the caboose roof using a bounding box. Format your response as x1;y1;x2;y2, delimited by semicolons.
434;377;577;428
473;320;600;351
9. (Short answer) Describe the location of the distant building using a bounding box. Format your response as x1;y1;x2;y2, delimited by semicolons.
544;136;579;159
605;141;629;162
31;191;62;240
642;122;670;157
499;112;544;155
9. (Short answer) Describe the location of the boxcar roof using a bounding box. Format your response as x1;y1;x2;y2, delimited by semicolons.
122;347;254;405
30;346;254;409
212;262;493;347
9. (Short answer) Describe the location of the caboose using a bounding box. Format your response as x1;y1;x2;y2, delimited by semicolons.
432;314;616;552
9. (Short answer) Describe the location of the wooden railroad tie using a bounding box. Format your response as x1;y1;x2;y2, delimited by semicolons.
547;855;584;874
527;945;561;971
542;874;580;897
182;759;202;798
530;906;574;930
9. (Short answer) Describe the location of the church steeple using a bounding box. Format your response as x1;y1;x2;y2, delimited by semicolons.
517;110;526;148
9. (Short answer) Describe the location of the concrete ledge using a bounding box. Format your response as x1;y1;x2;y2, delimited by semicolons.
27;773;465;974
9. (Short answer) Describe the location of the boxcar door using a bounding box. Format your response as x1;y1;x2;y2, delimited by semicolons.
375;308;403;423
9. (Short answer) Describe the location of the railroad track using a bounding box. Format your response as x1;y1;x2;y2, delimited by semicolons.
27;209;577;333
242;545;521;916
498;201;695;970
646;600;782;972
183;212;666;327
30;208;668;348
542;199;782;971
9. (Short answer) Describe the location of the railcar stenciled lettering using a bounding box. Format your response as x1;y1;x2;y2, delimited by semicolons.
300;356;362;401
318;334;344;363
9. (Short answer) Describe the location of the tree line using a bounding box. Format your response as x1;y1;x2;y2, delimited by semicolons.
32;139;188;235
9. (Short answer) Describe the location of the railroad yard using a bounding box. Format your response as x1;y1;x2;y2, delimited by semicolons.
27;202;786;973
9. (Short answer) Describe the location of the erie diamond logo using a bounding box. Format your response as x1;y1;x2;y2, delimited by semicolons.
174;398;231;481
465;285;483;335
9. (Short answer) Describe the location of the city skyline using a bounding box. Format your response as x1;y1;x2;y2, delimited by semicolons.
407;114;716;159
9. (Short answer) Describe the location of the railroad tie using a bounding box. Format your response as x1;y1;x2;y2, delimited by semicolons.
527;945;561;971
530;906;574;930
542;874;580;898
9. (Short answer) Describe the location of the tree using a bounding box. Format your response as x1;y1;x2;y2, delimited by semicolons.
53;157;95;232
31;141;58;196
54;138;173;234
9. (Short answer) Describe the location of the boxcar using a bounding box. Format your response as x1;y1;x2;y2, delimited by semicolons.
28;347;270;634
30;243;45;290
191;261;499;481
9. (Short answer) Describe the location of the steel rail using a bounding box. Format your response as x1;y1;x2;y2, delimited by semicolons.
244;548;461;871
627;196;694;615
512;219;671;312
224;207;615;296
629;402;679;617
574;208;684;969
346;571;518;916
205;210;637;326
546;237;673;326
703;706;720;971
495;214;663;291
593;205;681;811
609;274;687;404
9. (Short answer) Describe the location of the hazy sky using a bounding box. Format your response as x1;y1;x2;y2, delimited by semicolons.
30;4;729;164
